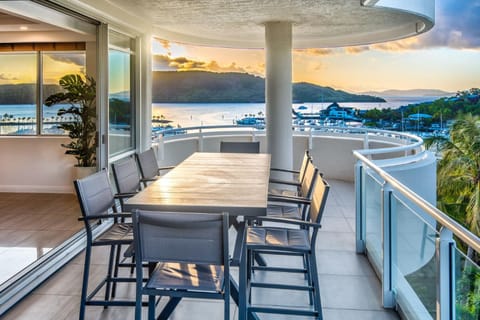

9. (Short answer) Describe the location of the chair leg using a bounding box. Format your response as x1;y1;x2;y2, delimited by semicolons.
309;252;323;319
305;254;314;305
224;297;230;320
79;244;92;320
148;295;156;320
111;244;122;298
103;244;116;306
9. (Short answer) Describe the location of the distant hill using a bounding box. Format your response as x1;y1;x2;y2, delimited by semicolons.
0;84;60;104
361;89;454;97
152;71;385;103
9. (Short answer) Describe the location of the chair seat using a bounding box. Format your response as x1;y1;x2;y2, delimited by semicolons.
267;203;302;219
269;187;298;197
94;223;133;245
246;227;310;251
147;262;224;293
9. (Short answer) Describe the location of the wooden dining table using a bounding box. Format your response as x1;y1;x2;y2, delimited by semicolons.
123;151;271;216
123;151;271;314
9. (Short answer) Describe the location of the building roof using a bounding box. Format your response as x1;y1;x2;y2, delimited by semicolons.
91;0;434;49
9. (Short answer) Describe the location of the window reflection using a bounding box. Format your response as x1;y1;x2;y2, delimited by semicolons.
0;53;37;135
108;31;135;155
42;52;86;134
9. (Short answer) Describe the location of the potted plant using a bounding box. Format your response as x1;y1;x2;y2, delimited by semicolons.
45;74;97;177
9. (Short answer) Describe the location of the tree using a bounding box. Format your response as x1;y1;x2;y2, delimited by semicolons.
45;74;97;167
425;114;480;236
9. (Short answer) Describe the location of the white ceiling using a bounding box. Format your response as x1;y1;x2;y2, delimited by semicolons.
0;11;62;32
100;0;434;48
0;0;434;48
0;7;95;43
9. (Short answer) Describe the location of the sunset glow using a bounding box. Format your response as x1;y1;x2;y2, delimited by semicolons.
152;1;480;94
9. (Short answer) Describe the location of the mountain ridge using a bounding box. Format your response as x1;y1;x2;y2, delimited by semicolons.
152;71;385;103
361;89;454;97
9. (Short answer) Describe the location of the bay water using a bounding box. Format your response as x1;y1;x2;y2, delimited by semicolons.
0;96;441;134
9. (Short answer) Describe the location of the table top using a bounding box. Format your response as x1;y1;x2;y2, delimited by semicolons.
123;152;271;216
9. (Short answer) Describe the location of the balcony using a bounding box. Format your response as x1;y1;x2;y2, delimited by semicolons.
3;124;478;319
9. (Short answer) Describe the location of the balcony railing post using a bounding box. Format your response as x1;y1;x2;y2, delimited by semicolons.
436;227;455;320
198;127;204;152
157;134;165;161
308;127;313;150
382;183;396;308
355;160;366;253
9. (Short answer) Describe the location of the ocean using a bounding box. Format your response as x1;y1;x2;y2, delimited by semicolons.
0;96;441;134
151;96;441;128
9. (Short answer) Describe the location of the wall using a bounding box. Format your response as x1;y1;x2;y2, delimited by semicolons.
158;132;399;182
0;137;76;193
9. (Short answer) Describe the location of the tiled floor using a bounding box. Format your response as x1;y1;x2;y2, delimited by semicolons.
2;180;400;319
0;193;82;283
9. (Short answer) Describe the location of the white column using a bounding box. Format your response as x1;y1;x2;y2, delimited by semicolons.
265;22;293;172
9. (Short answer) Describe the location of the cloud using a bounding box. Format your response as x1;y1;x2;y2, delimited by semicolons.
297;1;480;55
152;54;252;74
297;48;335;56
424;0;480;49
345;46;370;54
371;1;480;51
0;73;19;81
45;53;85;66
157;38;170;51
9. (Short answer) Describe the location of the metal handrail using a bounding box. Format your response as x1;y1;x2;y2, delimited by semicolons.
159;124;423;154
354;149;480;253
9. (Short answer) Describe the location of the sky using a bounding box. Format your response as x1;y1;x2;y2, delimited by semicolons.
152;1;480;94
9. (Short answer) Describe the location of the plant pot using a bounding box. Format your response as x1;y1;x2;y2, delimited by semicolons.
73;166;96;180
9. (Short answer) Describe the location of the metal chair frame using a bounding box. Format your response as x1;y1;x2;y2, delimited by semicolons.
74;170;137;320
133;210;231;320
240;175;330;320
135;148;175;187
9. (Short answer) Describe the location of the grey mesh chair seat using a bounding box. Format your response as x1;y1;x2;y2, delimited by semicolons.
247;226;310;251
266;203;302;219
94;223;133;244
147;263;224;293
268;187;298;197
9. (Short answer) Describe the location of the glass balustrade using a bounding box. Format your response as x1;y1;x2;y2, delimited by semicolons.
455;248;480;320
356;153;480;320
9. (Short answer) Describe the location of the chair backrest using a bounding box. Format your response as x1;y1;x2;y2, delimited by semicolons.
308;174;330;224
136;148;159;180
220;141;260;153
133;210;229;266
297;150;311;183
74;170;116;219
111;156;141;194
299;160;317;198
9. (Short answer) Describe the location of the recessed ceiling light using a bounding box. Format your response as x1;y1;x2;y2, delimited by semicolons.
20;26;29;31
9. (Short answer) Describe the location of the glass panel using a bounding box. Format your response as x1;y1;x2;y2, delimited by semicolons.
455;248;480;320
0;53;37;135
42;52;86;134
395;195;438;319
109;32;134;156
364;171;383;273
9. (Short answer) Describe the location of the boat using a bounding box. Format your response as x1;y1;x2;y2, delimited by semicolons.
236;116;265;127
